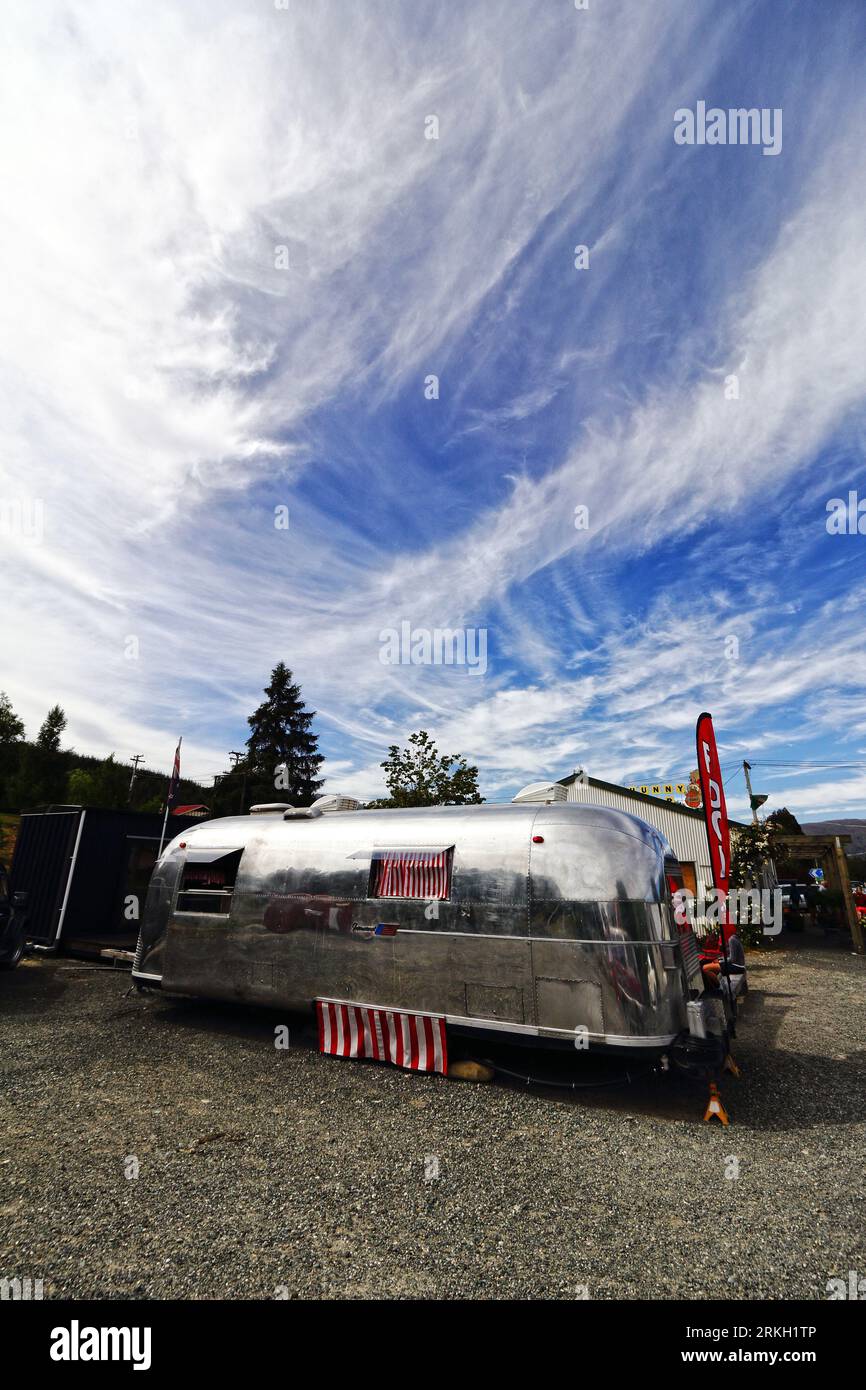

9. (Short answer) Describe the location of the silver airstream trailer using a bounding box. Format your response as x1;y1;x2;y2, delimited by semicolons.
133;794;722;1066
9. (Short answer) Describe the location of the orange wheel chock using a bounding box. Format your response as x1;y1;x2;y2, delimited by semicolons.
723;1054;741;1078
704;1082;730;1126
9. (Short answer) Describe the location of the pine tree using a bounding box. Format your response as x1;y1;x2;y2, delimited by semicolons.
243;663;324;808
36;705;67;753
6;705;71;809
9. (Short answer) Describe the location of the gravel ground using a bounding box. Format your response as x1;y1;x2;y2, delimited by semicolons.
1;936;864;1301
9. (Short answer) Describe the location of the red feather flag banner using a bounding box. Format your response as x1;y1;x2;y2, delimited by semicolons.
695;712;730;897
695;711;735;954
316;999;448;1075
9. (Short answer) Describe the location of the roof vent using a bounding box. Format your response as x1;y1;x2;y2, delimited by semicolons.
250;803;294;815
511;781;568;805
282;805;323;820
311;794;361;813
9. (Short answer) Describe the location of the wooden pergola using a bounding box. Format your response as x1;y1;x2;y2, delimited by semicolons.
775;833;863;953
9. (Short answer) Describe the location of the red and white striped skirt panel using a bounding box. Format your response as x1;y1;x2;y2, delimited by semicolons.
316;999;448;1075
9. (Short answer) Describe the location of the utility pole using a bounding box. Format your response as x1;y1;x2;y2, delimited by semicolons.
743;759;767;825
128;753;144;803
229;751;247;815
743;760;757;825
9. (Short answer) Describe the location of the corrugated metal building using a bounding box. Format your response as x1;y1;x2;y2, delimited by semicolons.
555;770;748;899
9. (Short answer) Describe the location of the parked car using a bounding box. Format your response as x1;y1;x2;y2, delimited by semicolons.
779;881;810;932
0;862;28;970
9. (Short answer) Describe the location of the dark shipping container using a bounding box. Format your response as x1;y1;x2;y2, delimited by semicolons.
10;806;203;955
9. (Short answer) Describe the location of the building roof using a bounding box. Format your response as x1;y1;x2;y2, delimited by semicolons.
556;770;748;830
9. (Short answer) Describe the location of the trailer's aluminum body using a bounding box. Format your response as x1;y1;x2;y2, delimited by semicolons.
133;802;700;1053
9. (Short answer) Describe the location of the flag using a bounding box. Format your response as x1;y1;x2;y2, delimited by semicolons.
695;713;730;897
166;737;182;807
695;712;735;955
316;999;448;1075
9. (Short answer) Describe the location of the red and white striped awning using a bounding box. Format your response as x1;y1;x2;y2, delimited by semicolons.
317;999;448;1074
371;847;452;900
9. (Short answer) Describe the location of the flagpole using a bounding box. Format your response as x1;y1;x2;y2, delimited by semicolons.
159;735;182;858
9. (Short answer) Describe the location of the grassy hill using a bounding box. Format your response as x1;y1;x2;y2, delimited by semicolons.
0;743;211;818
802;819;866;855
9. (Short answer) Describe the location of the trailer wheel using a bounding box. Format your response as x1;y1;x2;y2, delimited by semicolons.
0;911;27;967
0;928;25;970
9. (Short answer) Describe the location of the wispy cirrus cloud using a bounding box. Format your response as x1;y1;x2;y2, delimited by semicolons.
1;0;865;820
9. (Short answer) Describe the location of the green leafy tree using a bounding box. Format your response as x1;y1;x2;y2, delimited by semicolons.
0;693;26;810
729;819;775;889
373;730;484;808
210;769;240;817
1;705;69;809
0;693;25;745
766;807;803;837
67;755;129;810
36;705;67;754
239;663;324;810
730;818;778;948
6;742;68;810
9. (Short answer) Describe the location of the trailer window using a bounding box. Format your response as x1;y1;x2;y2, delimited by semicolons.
369;848;453;901
176;850;242;915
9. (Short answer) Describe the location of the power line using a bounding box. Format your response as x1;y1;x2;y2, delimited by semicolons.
719;759;862;774
739;763;862;778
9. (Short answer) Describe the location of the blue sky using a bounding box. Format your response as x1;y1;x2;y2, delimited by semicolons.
2;0;866;818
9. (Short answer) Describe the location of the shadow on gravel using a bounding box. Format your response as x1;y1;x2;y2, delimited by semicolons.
0;956;70;1015
9;958;863;1133
152;993;319;1048
460;1039;866;1133
135;980;866;1132
142;992;717;1125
